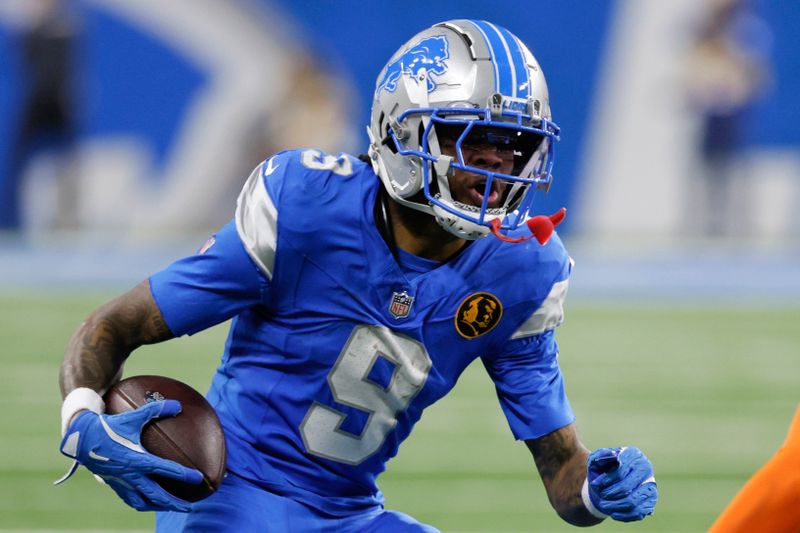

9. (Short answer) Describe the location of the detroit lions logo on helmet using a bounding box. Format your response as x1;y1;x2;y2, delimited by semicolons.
377;35;450;95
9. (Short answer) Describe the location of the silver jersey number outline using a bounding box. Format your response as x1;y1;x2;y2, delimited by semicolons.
300;324;432;465
300;149;353;176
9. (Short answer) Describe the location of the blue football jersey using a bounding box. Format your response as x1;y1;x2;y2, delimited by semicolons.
149;149;575;516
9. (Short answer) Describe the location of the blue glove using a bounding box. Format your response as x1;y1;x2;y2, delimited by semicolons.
584;446;658;522
58;399;204;512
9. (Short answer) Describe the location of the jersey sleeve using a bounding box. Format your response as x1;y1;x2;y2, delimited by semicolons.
150;152;292;335
509;254;573;340
149;220;270;336
481;329;574;440
483;250;575;441
149;153;294;336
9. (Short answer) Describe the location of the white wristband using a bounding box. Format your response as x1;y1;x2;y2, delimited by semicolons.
61;387;105;436
581;478;608;520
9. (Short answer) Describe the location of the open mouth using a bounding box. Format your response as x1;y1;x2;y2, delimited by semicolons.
468;179;501;207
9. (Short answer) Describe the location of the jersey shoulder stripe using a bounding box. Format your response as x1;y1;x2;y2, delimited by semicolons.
233;149;365;280
498;236;572;339
510;276;569;339
235;159;279;279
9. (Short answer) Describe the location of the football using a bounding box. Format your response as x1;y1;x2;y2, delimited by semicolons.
103;375;226;502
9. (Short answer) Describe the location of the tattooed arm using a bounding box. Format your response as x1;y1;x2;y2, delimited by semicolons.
59;280;173;399
526;423;603;526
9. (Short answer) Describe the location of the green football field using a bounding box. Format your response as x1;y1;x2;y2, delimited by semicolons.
1;291;797;532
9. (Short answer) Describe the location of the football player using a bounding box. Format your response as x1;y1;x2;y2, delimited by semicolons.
708;404;800;532
56;20;658;531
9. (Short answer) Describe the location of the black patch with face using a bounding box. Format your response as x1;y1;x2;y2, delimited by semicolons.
455;292;503;339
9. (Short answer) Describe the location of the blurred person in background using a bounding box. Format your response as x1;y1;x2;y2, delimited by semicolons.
684;0;771;238
234;50;358;216
56;20;658;531
0;0;80;231
708;404;800;532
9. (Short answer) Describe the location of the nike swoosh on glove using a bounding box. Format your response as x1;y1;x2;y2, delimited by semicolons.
58;399;204;512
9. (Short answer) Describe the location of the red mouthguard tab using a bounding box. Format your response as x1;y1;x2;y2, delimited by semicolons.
490;208;567;245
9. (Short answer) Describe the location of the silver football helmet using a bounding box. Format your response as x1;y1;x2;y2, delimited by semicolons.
367;19;560;240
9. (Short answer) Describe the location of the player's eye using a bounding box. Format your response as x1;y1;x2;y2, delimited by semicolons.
434;123;463;146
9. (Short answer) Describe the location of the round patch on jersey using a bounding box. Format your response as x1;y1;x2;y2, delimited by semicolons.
455;292;503;339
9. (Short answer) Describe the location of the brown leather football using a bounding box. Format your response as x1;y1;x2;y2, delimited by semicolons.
103;375;226;502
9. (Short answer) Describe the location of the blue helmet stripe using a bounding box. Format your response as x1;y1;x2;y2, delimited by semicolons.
495;24;531;99
468;20;513;96
484;21;520;98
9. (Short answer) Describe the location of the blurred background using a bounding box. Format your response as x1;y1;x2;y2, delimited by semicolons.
0;0;797;531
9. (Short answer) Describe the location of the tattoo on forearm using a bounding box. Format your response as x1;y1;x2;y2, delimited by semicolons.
526;425;599;526
59;281;173;397
530;426;579;482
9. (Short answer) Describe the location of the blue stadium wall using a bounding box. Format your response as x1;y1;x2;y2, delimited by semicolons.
0;0;797;233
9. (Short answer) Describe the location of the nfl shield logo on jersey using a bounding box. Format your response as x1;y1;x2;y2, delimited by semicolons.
389;291;414;319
